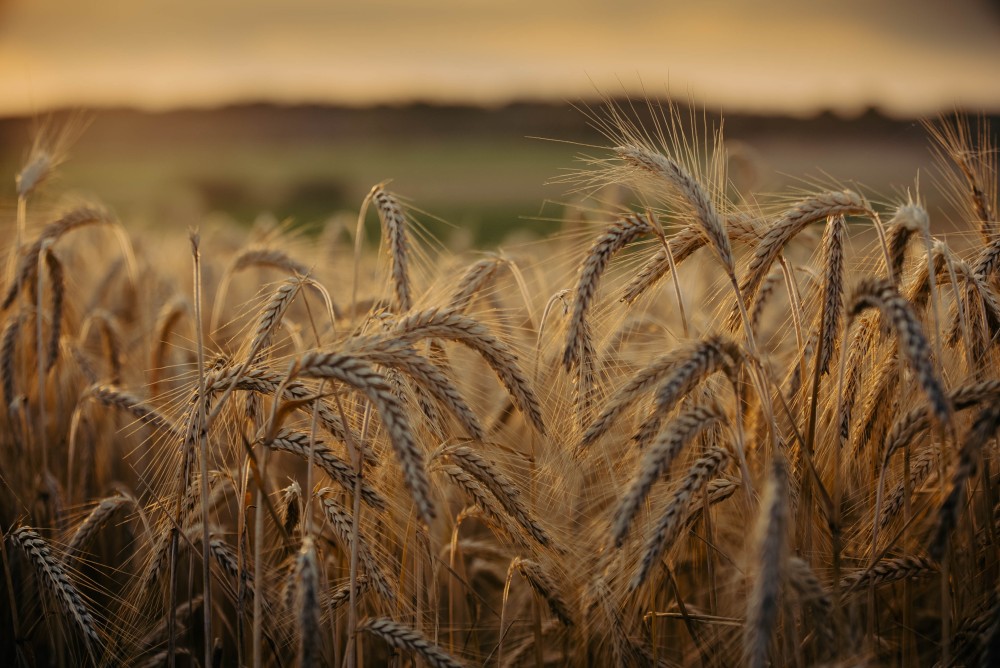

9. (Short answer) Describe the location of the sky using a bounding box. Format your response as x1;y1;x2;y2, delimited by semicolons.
1;0;1000;118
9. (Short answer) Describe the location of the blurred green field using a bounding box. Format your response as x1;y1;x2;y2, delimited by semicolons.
0;103;990;246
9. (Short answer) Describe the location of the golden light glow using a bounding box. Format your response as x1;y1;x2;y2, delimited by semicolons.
1;0;999;116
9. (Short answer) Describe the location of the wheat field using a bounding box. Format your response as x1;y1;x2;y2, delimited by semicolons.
0;102;997;667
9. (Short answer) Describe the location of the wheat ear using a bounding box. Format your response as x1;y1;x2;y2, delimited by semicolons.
355;341;485;440
150;296;189;396
581;336;738;449
209;245;310;332
10;527;102;659
89;385;179;435
841;555;938;592
3;207;114;311
2;314;22;409
733;190;870;329
205;366;361;456
449;256;503;311
370;307;545;434
631;337;740;448
248;279;302;365
294;351;433;523
434;463;534;549
880;445;937;529
295;536;321;667
622;214;761;304
509;557;575;626
848;277;951;426
359;617;466;668
817;215;846;375
436;443;556;550
616;145;734;273
931;401;1000;560
43;248;65;372
883;379;1000;468
563;213;653;370
744;456;789;668
612;403;725;547
632;445;729;589
64;495;133;559
786;557;834;657
266;429;386;511
279;480;302;538
317;491;396;602
372;186;413;312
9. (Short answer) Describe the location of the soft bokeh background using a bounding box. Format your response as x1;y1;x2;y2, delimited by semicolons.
1;0;998;242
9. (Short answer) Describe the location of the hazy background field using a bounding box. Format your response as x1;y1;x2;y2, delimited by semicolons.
0;104;992;246
0;0;999;243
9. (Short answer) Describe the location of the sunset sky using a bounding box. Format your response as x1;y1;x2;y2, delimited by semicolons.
1;0;999;117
